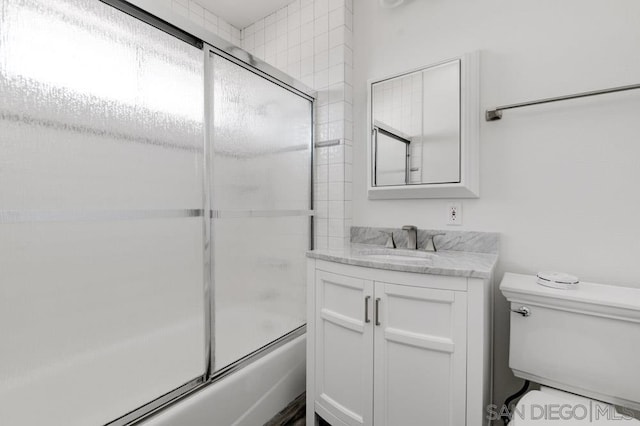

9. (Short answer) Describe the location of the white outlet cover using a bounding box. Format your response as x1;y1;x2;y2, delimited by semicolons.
447;202;462;225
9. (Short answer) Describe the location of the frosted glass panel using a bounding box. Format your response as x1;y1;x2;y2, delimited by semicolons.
0;0;204;210
211;54;312;211
210;53;311;370
213;216;309;369
0;1;205;425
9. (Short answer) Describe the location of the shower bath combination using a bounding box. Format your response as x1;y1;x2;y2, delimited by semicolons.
0;1;315;425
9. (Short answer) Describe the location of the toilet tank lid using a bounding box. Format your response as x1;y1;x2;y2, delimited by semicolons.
500;273;640;320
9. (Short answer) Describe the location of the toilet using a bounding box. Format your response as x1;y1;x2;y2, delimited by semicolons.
500;273;640;425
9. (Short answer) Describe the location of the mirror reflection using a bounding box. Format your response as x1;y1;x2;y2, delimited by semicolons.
371;59;461;186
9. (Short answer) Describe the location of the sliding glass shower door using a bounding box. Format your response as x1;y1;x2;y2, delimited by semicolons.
1;1;313;425
209;53;312;371
0;1;206;425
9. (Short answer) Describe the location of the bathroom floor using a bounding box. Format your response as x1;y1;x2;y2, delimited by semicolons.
264;393;306;426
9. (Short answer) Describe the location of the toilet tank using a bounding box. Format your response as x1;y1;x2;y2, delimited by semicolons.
500;273;640;411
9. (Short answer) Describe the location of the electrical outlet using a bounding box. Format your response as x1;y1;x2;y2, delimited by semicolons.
447;202;462;226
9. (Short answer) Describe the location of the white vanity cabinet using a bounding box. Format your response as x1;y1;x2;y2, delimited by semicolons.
306;259;493;426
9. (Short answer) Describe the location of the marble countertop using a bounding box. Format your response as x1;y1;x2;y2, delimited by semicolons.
307;244;498;279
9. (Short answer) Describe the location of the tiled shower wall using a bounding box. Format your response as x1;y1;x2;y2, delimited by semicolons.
240;0;354;250
165;0;242;46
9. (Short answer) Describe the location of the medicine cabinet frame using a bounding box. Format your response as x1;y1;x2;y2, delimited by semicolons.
367;51;480;199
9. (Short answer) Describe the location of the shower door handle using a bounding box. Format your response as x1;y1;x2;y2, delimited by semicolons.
364;296;371;323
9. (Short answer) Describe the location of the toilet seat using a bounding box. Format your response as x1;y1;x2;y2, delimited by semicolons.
509;388;640;425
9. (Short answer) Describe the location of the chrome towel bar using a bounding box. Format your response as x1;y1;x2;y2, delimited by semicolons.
486;83;640;121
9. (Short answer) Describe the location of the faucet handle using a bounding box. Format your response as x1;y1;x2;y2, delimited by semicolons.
402;225;417;231
425;232;446;252
381;231;396;248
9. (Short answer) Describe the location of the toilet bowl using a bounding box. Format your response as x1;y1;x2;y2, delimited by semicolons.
500;273;640;425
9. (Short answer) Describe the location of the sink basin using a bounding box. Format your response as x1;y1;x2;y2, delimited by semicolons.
356;248;436;262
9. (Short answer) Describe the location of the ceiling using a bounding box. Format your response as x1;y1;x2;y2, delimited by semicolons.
196;0;294;29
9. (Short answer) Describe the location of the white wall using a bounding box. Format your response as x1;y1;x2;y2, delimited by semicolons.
352;0;640;409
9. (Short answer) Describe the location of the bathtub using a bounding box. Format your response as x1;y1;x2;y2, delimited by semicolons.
138;333;306;426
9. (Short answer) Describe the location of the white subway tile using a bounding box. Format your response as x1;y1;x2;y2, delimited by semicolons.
314;0;329;18
301;4;314;24
328;219;344;238
218;18;231;33
244;33;255;50
265;23;276;42
329;0;345;11
276;51;288;69
328;27;344;49
328;200;344;219
314;33;329;53
329;101;345;122
301;74;314;87
172;2;188;18
288;11;301;30
204;10;218;24
315;236;328;250
315;218;328;236
205;20;218;34
276;18;288;37
189;1;204;16
287;61;301;79
328;63;344;85
329;182;344;201
328;237;345;250
327;119;344;139
314;50;329;71
301;21;314;42
288;0;301;14
301;55;314;76
328;144;344;163
189;11;204;27
265;12;277;25
288;27;301;47
329;7;345;29
301;39;314;58
316;89;329;106
288;45;301;63
314;15;328;37
314;68;329;89
265;39;276;57
254;44;265;60
276;35;287;53
329;164;344;183
255;28;265;45
316;104;329;124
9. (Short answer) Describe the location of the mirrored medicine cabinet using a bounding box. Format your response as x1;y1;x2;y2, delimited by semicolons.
367;52;480;199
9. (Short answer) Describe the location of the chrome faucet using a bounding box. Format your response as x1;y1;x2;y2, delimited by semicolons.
402;225;418;250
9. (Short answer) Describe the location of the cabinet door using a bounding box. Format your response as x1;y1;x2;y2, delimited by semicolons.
373;282;467;426
315;270;374;426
